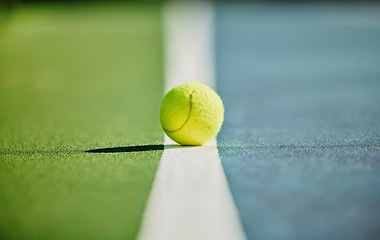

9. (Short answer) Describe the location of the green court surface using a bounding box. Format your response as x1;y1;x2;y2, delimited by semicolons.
0;3;163;239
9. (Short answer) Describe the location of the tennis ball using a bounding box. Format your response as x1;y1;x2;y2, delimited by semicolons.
160;82;224;146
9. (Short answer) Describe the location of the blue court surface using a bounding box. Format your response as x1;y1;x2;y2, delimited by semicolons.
216;3;380;240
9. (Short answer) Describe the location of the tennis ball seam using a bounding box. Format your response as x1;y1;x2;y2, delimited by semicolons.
163;89;195;133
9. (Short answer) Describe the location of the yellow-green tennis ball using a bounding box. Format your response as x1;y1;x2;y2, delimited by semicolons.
160;82;224;146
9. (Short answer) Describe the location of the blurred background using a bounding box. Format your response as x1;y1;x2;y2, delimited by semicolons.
1;0;380;240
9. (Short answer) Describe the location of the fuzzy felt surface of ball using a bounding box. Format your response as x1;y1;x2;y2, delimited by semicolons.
160;82;224;146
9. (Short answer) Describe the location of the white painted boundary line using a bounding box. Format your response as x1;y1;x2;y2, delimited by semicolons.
137;2;246;240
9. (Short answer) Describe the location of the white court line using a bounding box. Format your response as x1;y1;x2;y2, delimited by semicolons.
137;2;246;240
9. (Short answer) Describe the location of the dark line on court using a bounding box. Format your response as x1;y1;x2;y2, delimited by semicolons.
86;144;166;153
87;144;188;153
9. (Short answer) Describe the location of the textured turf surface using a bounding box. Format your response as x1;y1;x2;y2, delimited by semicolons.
0;3;163;240
216;3;380;240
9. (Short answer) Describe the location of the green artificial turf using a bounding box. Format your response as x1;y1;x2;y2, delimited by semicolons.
0;3;163;240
